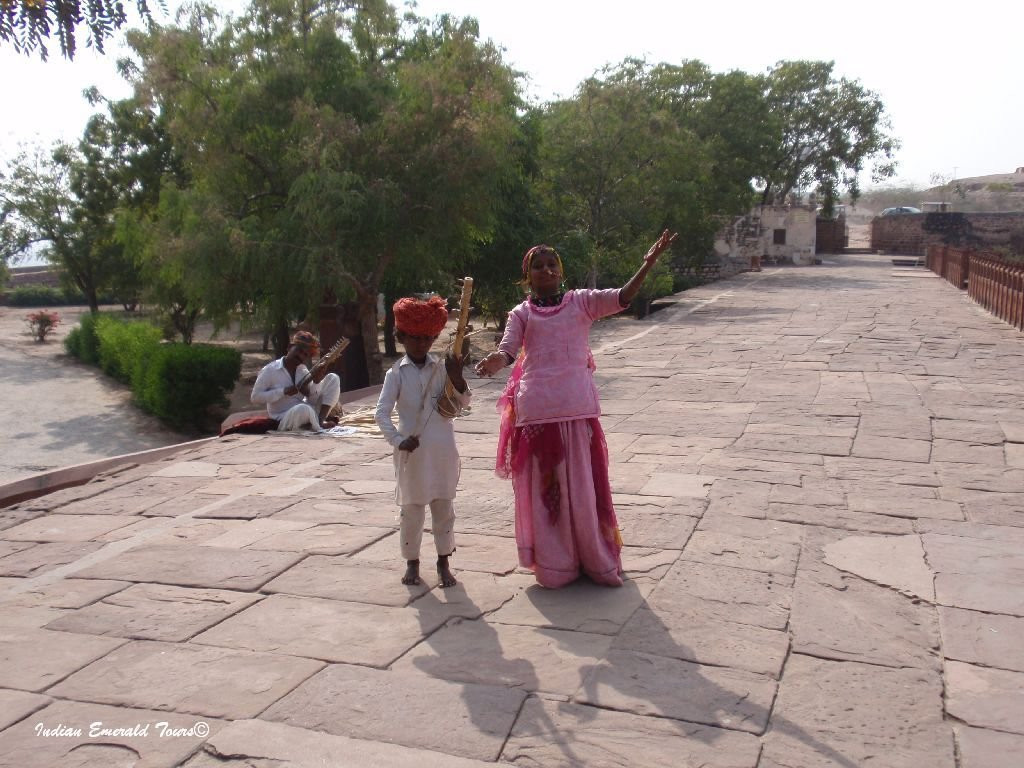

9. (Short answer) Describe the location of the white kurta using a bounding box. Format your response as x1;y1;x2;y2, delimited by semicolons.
251;357;340;428
374;354;471;506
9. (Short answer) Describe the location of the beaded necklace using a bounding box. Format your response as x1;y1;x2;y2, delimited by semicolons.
530;291;565;308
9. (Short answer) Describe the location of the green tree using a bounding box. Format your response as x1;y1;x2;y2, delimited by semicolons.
759;60;899;211
0;0;157;60
538;59;698;288
536;59;768;288
128;1;521;379
0;143;113;312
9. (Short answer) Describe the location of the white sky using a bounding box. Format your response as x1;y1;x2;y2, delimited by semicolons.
1;0;1019;189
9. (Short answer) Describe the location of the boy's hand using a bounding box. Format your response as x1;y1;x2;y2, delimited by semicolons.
398;436;420;452
445;352;467;391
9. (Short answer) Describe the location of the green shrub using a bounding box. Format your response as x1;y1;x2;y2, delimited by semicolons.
79;313;105;365
64;327;82;357
138;344;241;429
7;285;64;306
63;313;105;364
95;316;162;386
672;274;701;292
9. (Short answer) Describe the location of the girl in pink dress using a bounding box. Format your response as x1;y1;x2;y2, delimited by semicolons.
475;230;678;588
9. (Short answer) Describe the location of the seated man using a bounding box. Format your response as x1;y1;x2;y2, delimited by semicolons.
251;330;341;431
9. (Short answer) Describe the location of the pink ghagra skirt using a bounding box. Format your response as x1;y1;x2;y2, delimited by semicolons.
508;418;623;588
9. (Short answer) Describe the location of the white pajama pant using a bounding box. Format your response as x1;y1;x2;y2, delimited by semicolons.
400;499;456;561
275;373;341;431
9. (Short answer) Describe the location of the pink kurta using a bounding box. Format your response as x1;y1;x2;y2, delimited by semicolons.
496;289;625;588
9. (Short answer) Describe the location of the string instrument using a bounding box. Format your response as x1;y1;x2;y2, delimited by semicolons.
436;276;473;419
296;337;350;391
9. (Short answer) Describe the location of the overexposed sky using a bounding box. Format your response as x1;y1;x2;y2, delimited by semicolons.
2;0;1019;188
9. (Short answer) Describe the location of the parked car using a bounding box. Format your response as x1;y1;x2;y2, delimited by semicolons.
879;206;922;216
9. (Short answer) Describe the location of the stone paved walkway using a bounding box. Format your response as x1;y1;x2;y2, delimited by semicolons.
1;251;1023;767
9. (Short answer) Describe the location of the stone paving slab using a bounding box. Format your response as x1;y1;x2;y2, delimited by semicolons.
488;577;654;634
4;254;1024;766
759;655;953;768
48;640;323;718
790;558;941;671
649;559;793;630
0;628;126;692
262;554;432;605
681;530;800;577
503;697;762;768
939;607;1024;672
193;593;446;666
935;571;1024;616
822;533;934;600
351;530;520;575
0;699;224;768
0;688;50;731
770;500;916;534
575;649;776;734
0;513;140;542
613;602;789;678
261;664;525;761
74;543;304;590
954;725;1024;768
0;541;104;577
182;718;495;767
945;660;1024;734
392;618;613;695
44;583;263;642
236;521;392;554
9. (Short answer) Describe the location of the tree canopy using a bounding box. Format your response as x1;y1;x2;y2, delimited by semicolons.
758;60;898;210
0;0;157;60
2;0;906;384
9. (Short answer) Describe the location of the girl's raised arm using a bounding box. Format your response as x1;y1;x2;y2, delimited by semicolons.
618;229;679;306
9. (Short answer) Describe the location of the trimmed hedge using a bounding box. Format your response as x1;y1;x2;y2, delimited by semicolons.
96;317;162;387
63;313;241;431
64;312;104;365
138;344;241;428
6;285;91;306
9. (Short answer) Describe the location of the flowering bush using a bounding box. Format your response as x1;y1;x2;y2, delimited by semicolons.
25;310;61;342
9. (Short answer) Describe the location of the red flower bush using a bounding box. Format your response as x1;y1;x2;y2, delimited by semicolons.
26;310;60;342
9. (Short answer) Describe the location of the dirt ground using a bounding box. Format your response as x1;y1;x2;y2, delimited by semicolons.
847;222;870;248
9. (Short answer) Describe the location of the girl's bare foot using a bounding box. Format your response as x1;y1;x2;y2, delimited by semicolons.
437;555;457;588
402;560;421;585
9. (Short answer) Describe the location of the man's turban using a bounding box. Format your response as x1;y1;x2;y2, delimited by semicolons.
290;330;320;354
393;296;449;337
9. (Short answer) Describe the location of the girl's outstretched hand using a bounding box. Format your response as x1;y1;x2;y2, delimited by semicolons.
644;229;679;264
474;351;506;378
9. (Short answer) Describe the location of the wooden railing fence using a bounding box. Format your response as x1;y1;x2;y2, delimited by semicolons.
927;245;1024;331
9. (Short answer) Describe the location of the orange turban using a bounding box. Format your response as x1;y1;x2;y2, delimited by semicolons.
393;296;449;337
289;330;320;354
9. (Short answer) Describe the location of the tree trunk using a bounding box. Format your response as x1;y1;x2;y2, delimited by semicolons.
87;288;99;314
357;290;383;385
383;296;397;357
272;319;290;358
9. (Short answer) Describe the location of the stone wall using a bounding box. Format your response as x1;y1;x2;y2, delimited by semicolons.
760;206;817;265
870;212;1024;256
711;205;818;274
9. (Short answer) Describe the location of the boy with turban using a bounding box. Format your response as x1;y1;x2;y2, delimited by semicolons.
251;330;342;431
374;296;470;587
